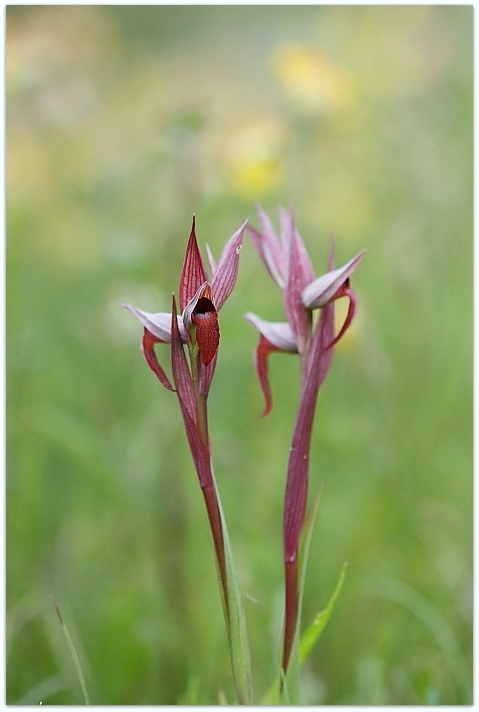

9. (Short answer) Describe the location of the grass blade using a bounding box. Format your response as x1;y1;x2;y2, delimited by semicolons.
50;597;90;705
299;561;348;665
216;491;254;704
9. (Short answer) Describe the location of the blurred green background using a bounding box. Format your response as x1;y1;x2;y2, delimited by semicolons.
6;5;472;705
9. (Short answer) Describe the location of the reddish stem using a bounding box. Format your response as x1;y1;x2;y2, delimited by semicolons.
283;558;298;672
282;301;335;673
193;374;229;620
201;481;229;620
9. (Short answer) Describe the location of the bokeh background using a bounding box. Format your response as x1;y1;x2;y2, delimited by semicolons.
6;5;472;705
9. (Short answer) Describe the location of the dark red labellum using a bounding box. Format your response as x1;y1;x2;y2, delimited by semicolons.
192;297;220;365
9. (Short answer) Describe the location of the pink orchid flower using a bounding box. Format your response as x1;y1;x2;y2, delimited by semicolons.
124;216;246;397
123;216;247;623
246;204;365;672
246;204;365;416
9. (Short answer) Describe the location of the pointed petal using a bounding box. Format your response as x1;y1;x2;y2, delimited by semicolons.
210;219;247;311
170;294;196;422
283;209;312;353
248;204;285;287
279;204;315;286
205;242;217;275
140;328;175;391
123;303;186;342
179;215;208;312
301;250;366;310
295;225;315;285
245;312;297;352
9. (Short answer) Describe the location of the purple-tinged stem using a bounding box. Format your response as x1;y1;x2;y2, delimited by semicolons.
171;296;229;618
282;300;335;673
194;386;229;619
281;376;316;673
283;559;299;672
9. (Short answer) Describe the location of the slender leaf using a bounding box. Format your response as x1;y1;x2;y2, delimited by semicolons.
49;597;90;705
297;484;324;599
217;688;228;705
14;675;64;705
261;674;281;706
299;561;348;665
216;482;253;705
175;674;201;705
280;668;292;705
366;576;471;700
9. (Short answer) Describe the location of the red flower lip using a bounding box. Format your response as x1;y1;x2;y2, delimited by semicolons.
183;282;220;366
124;215;246;393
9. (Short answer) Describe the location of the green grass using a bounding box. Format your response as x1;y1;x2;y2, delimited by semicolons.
7;5;472;704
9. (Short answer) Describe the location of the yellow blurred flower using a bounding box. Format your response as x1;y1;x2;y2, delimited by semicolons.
223;119;284;198
270;43;356;114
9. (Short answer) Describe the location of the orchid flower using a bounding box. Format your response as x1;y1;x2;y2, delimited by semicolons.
124;216;245;398
246;204;365;416
123;212;245;526
246;204;365;674
123;217;253;704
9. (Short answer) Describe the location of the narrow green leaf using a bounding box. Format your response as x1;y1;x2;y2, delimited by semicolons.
216;491;254;705
280;668;291;705
299;561;348;665
282;622;300;704
367;576;471;701
217;688;228;705
176;675;201;705
49;597;90;705
261;674;281;705
14;675;64;705
298;484;324;600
